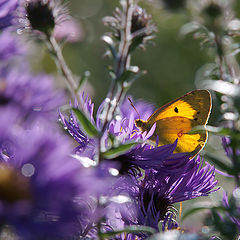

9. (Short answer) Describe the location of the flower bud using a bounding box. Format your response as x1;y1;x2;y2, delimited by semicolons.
131;6;150;34
202;2;223;22
26;0;55;36
161;0;186;11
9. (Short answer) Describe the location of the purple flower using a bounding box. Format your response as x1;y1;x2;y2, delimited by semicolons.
0;118;84;239
120;96;155;122
0;30;22;61
0;107;129;239
59;93;95;154
0;65;64;120
120;156;218;232
54;18;84;43
222;190;240;230
61;96;191;175
0;0;18;29
222;137;240;158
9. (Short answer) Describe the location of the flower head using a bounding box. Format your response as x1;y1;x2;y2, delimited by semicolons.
0;65;64;120
120;156;218;232
0;118;84;239
0;30;23;61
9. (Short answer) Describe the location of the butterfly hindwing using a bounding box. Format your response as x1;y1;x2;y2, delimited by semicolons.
150;117;208;155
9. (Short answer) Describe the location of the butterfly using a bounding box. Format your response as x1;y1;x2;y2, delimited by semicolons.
135;90;212;157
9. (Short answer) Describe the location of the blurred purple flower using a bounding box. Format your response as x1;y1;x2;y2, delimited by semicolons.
0;0;18;29
222;137;240;158
54;18;84;43
0;30;22;61
0;118;85;239
0;65;64;120
120;156;218;232
120;96;155;122
222;190;240;230
0;107;128;239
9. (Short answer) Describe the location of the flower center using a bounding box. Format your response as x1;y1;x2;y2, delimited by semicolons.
143;189;171;221
0;164;31;203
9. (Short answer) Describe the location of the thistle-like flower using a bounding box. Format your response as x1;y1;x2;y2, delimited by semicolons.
0;117;84;239
120;156;218;233
0;64;64;120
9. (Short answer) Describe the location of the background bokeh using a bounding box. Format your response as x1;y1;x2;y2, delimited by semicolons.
38;0;210;107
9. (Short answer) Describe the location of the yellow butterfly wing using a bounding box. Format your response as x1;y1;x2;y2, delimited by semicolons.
135;90;211;157
147;90;211;125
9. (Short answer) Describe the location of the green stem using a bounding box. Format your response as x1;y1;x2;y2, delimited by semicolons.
101;0;133;131
47;36;84;110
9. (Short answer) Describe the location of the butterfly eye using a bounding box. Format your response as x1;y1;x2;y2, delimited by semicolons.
174;107;179;113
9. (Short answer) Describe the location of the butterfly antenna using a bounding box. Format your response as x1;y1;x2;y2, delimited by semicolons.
128;97;141;119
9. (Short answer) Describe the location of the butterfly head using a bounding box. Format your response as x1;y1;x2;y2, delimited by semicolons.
135;119;143;128
135;119;149;132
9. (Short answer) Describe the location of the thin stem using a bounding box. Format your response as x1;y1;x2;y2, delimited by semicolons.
97;0;134;162
47;36;84;109
101;0;133;131
214;34;225;81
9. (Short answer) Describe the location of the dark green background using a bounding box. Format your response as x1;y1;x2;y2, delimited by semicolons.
41;0;211;108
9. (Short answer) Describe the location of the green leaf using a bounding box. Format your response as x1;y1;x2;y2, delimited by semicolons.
102;142;138;159
180;22;202;36
72;108;99;137
100;225;156;238
102;35;117;60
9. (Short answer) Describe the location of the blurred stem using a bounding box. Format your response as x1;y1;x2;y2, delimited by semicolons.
214;34;225;81
47;35;84;109
214;32;240;186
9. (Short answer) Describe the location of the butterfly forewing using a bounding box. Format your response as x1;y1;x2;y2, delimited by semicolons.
137;90;211;157
147;90;211;126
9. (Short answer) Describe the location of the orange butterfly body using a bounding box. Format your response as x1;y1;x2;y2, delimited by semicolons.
135;90;211;157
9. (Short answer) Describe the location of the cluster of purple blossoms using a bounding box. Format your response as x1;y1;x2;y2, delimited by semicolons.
0;0;220;239
60;94;219;237
0;3;134;239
